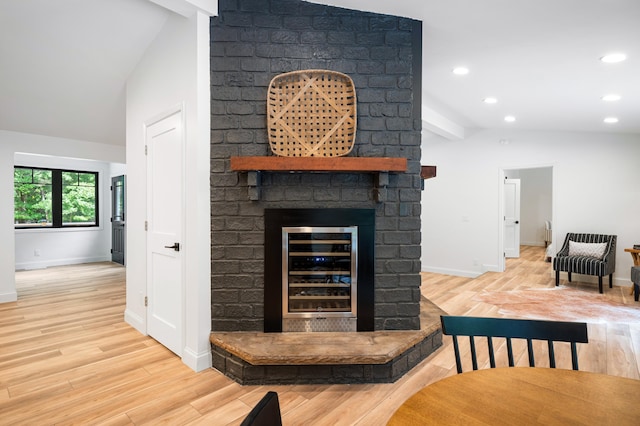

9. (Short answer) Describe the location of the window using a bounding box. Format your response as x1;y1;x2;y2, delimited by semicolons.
14;167;98;228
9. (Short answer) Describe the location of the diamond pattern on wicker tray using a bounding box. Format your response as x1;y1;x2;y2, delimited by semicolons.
267;70;357;157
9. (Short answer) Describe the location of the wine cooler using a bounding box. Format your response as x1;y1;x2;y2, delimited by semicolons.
282;226;358;332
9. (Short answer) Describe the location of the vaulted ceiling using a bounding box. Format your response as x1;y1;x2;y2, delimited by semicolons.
0;0;170;146
1;0;638;146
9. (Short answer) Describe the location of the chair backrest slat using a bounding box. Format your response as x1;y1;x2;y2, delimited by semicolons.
571;342;579;370
469;336;478;371
487;336;496;368
441;316;588;373
548;340;556;368
506;337;514;367
527;338;535;367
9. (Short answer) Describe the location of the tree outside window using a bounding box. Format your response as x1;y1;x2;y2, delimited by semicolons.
62;171;97;225
14;167;98;228
14;168;53;226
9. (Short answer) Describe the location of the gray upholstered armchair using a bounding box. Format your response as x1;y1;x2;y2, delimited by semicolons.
553;233;616;294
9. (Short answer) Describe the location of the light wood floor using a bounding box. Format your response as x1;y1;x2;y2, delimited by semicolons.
2;246;639;425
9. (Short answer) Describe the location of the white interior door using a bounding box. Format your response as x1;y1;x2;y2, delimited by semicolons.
146;110;184;356
504;178;521;258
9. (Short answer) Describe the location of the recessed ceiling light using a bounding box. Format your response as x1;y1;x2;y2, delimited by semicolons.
601;94;621;102
504;115;516;122
483;97;498;104
452;67;469;75
604;117;619;124
600;53;627;63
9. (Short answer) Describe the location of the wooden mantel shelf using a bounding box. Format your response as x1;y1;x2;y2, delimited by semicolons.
230;156;407;172
230;156;407;202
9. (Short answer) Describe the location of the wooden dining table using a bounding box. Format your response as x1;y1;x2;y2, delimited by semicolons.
624;247;640;266
625;248;640;296
387;367;640;425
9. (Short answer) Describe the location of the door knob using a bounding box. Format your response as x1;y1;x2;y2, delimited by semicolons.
515;221;519;224
164;243;180;251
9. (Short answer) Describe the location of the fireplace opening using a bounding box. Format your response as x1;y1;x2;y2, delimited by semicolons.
283;226;358;332
265;209;375;332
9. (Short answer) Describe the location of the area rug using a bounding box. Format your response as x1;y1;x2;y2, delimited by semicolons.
474;286;640;323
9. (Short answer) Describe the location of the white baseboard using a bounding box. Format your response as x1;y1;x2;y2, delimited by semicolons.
182;346;212;372
554;271;631;288
422;265;483;278
124;308;146;334
522;241;545;247
482;264;501;273
15;255;112;271
0;291;18;303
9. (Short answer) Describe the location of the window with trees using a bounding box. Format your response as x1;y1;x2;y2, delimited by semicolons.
14;167;99;228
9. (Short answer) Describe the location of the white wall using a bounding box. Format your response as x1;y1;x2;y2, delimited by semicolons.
14;153;118;270
111;163;127;177
125;11;211;371
421;128;640;286
0;130;125;302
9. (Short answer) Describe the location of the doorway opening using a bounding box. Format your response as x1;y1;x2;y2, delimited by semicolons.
499;166;553;271
264;208;375;333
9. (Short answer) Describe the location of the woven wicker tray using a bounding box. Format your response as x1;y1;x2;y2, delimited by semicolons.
267;69;357;157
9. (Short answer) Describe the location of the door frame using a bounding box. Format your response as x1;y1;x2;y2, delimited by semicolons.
498;165;555;272
144;105;187;356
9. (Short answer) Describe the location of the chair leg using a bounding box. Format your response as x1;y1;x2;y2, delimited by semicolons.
555;270;559;286
598;276;603;294
568;271;572;282
609;274;613;289
635;283;639;302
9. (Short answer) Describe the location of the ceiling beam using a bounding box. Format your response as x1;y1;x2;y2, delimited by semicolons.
149;0;218;17
421;107;465;141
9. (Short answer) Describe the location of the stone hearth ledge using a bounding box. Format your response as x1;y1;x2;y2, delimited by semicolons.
210;297;444;366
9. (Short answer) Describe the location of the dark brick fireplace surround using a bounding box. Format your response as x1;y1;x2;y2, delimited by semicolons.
210;0;442;384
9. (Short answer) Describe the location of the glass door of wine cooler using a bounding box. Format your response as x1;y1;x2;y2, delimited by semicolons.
282;227;357;324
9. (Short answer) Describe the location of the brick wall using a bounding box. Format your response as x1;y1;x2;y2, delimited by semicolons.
210;0;422;332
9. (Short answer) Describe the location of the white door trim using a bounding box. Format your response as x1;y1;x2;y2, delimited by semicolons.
498;169;506;272
504;178;521;259
498;165;555;272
